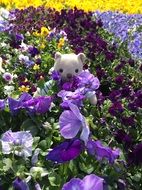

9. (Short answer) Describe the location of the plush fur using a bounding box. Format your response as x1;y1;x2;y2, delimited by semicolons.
54;52;86;80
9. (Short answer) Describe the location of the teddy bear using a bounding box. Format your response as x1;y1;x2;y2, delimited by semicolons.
54;52;85;80
34;52;99;105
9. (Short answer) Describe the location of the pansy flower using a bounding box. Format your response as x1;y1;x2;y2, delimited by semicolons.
87;139;120;164
1;130;33;157
8;93;32;115
23;96;52;114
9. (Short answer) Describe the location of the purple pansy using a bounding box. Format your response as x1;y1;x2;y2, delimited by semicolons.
3;72;13;82
13;177;29;190
15;33;24;41
114;129;133;148
1;130;33;157
58;90;84;108
8;93;52;114
77;70;100;91
28;46;39;57
128;143;142;165
51;70;61;81
0;99;5;110
23;96;52;114
62;174;104;190
87;139;120;164
61;76;80;91
108;102;124;117
8;92;32;114
59;103;90;144
46;139;83;163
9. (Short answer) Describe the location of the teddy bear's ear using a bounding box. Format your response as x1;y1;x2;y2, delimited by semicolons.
78;53;86;64
55;52;62;60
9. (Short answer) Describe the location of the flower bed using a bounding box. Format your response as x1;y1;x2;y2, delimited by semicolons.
0;6;142;190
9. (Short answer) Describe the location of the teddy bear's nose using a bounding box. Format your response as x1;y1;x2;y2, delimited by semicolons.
66;73;73;79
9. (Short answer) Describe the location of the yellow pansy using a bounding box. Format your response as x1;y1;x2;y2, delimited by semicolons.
41;27;50;37
40;43;46;49
19;85;30;92
57;38;65;49
33;64;40;70
33;31;40;37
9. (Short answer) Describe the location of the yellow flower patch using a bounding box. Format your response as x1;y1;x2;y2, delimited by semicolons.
1;0;142;13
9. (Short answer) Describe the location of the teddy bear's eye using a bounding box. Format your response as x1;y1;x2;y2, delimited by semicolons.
59;69;63;73
75;69;79;73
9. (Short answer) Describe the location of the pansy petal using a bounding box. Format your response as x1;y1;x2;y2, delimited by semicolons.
13;177;29;190
83;174;104;190
80;120;90;145
1;141;12;154
1;130;13;142
62;178;83;190
46;141;69;163
68;102;83;121
19;92;32;102
59;110;81;139
61;139;83;161
46;139;82;163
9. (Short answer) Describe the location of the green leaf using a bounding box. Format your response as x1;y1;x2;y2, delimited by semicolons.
33;137;41;149
48;172;61;187
21;119;39;136
133;173;142;182
39;140;48;151
3;158;12;172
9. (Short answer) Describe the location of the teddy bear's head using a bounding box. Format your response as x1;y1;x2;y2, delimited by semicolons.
54;52;86;80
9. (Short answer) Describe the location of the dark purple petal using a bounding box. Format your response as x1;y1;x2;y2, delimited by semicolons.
128;143;142;165
28;46;39;57
46;139;83;163
108;102;124;116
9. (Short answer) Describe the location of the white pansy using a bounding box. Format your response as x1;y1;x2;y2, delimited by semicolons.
19;54;29;62
4;85;15;96
0;8;9;20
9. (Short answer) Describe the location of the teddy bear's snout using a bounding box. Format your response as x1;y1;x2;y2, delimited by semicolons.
66;73;73;79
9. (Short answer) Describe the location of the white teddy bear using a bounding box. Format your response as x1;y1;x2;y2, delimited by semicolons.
54;52;85;80
34;52;98;105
